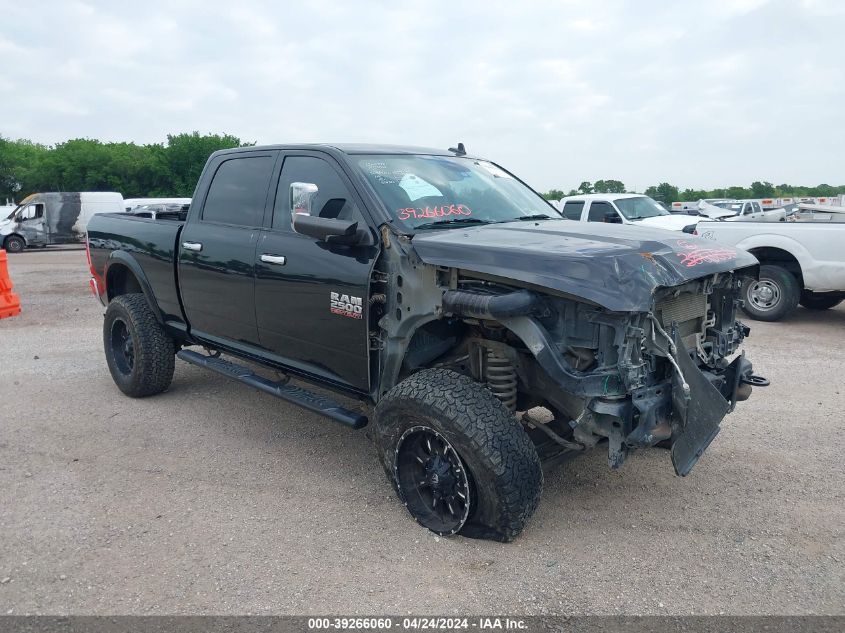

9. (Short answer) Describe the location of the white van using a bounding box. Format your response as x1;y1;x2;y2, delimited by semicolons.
560;194;698;231
0;192;124;253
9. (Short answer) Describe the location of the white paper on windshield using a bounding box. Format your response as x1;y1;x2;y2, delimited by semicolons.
477;161;513;179
398;174;443;201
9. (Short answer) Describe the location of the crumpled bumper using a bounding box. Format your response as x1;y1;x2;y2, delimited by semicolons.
668;330;766;476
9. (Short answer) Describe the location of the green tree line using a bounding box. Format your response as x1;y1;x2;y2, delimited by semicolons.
542;180;845;202
0;132;251;201
2;135;843;205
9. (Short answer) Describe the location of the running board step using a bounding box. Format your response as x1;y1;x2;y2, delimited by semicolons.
177;349;367;429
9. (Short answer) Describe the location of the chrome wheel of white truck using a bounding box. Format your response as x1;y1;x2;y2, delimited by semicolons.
742;264;799;321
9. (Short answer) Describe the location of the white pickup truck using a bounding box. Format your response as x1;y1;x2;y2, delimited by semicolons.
697;221;845;320
696;200;787;222
717;200;787;222
559;194;699;231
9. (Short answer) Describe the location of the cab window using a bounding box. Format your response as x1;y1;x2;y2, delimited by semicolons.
272;156;362;230
587;201;616;222
20;204;44;221
562;201;584;220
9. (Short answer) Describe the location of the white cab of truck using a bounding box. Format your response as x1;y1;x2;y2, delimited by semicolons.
560;194;698;231
697;221;845;321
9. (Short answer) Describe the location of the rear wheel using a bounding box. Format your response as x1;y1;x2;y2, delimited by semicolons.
104;294;175;397
799;291;842;311
374;369;543;541
3;235;25;253
741;264;799;321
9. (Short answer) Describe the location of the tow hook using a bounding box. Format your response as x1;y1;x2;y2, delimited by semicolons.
741;374;770;387
735;373;769;403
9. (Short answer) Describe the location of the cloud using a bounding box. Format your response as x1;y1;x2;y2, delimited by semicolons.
1;0;842;190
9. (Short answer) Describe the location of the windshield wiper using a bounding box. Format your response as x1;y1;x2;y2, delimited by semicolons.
514;214;555;221
414;218;491;230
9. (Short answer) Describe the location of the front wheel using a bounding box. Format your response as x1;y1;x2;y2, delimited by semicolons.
741;264;800;321
104;293;175;397
374;369;543;541
799;291;843;311
3;235;26;253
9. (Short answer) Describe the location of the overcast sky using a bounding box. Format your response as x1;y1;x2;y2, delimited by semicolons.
1;0;843;191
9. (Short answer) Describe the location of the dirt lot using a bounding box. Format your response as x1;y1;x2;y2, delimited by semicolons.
0;248;843;615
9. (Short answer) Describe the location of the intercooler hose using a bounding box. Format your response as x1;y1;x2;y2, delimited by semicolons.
441;289;541;320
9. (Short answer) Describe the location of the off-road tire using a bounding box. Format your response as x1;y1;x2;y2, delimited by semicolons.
741;264;800;322
103;293;175;397
373;369;543;542
799;291;842;311
3;235;26;253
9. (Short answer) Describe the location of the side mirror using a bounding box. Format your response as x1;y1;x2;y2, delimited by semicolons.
293;214;361;244
605;211;622;223
289;182;319;224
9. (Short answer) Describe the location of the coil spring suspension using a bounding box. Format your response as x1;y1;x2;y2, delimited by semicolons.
485;350;518;412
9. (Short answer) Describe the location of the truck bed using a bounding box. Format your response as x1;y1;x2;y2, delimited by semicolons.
697;220;845;292
87;213;186;327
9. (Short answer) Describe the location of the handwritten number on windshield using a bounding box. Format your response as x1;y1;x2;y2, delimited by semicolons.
397;204;472;221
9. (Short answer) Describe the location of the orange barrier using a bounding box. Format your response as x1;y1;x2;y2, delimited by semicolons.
0;249;21;319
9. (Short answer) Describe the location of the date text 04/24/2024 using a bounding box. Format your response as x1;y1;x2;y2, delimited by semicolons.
307;617;527;630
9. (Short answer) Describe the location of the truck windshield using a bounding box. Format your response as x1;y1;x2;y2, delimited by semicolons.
614;196;670;220
353;155;558;230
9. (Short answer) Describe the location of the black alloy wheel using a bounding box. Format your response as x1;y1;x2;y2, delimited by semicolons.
109;317;136;376
394;425;471;535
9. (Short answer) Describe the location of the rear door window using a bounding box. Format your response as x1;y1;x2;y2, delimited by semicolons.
562;201;584;220
202;156;275;227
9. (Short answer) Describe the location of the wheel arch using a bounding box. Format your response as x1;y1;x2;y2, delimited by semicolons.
743;245;805;287
104;251;165;324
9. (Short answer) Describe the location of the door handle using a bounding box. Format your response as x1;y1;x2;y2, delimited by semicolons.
260;254;286;265
182;241;203;252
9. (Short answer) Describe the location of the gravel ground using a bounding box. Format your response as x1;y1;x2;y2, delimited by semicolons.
0;248;843;615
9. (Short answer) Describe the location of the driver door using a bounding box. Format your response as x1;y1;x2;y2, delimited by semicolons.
17;203;48;245
253;152;378;391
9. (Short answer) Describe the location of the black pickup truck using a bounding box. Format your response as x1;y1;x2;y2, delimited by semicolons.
87;143;767;541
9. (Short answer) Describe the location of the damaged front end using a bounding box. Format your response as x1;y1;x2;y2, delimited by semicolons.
384;223;769;476
427;271;768;476
522;273;768;475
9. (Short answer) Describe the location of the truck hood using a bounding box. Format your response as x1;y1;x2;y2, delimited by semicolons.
411;219;758;312
631;214;698;231
697;202;737;219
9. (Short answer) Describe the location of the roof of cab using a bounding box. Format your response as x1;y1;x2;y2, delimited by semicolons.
213;143;461;157
561;193;645;202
